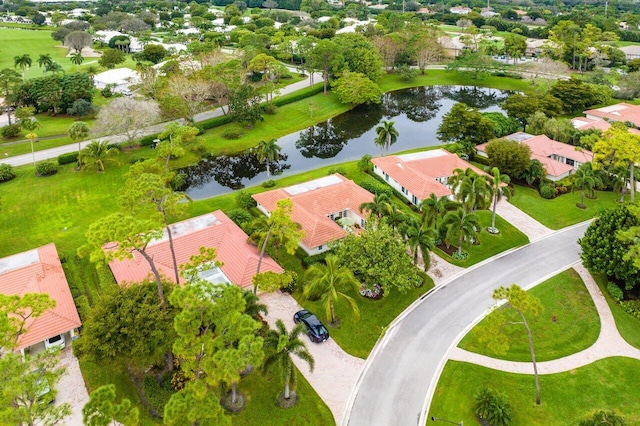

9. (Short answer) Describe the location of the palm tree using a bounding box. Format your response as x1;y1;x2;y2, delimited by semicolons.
21;117;41;168
448;167;476;193
255;138;282;178
37;54;53;73
487;167;512;234
457;172;491;212
67;121;90;167
405;218;437;269
442;207;480;256
420;193;447;230
79;140;119;172
374;120;399;152
45;62;64;74
263;319;314;402
382;202;405;231
70;52;84;71
573;162;602;209
359;193;391;219
303;255;360;325
14;54;32;81
243;289;268;321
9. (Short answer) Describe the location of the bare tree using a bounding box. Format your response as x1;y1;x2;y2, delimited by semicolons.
523;58;570;91
64;31;92;53
91;97;161;146
161;75;211;122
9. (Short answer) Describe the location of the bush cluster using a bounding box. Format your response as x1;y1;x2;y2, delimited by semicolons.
539;184;556;199
620;300;640;320
607;282;624;302
221;129;243;140
0;163;16;183
358;177;393;197
57;152;79;165
35;161;58;177
1;124;22;139
262;179;276;188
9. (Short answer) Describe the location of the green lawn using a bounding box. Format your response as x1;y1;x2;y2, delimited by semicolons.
590;270;640;350
458;268;600;362
429;358;640;425
0;28;74;79
293;275;434;359
434;210;530;267
510;185;624;229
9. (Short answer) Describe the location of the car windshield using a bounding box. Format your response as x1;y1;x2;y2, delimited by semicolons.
48;335;62;343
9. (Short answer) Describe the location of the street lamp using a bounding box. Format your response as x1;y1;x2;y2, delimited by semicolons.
431;416;463;426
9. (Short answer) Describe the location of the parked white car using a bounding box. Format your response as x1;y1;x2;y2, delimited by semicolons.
44;334;65;350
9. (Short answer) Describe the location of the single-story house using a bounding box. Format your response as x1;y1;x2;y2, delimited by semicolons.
584;103;640;128
252;174;374;255
438;36;466;58
450;6;471;14
93;68;140;94
0;243;81;356
476;132;594;181
370;149;489;206
525;39;548;57
620;45;640;61
107;210;283;289
571;116;612;132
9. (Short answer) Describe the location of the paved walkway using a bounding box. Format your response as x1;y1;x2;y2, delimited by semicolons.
260;291;365;424
494;198;553;242
56;346;90;425
449;263;640;374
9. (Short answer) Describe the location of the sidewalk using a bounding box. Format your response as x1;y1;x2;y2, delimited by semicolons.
1;72;323;168
494;198;553;242
448;263;640;374
260;291;365;424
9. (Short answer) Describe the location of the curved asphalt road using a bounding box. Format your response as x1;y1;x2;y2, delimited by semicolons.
344;221;589;426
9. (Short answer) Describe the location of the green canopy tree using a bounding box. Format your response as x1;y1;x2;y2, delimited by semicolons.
374;120;399;152
82;384;139;426
0;68;21;125
593;125;640;203
263;320;315;403
479;284;544;405
164;381;230;426
157;122;199;170
310;39;344;94
485;138;532;178
0;293;55;349
331;71;382;106
303;255;360;325
437;102;495;152
255;138;282;178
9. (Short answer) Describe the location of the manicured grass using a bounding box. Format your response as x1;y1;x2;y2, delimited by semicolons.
458;268;600;362
293;276;434;359
0;28;73;79
434;210;530;267
591;270;640;350
429;358;640;425
231;367;335;426
510;185;624;230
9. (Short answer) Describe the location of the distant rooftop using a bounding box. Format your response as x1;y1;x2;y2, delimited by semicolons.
284;175;343;196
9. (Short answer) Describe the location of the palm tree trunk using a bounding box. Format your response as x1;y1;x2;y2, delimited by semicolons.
630;162;635;203
519;310;541;404
254;227;272;294
266;161;271;178
231;381;237;405
580;191;585;207
136;249;166;309
458;234;463;255
284;382;290;399
330;301;336;324
491;193;498;230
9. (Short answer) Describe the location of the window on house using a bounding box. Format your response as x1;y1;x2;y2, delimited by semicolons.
412;195;418;205
385;173;389;182
566;158;575;167
318;245;323;250
401;186;408;195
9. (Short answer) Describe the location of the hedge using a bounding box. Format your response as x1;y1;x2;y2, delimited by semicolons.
272;84;324;108
58;152;79;165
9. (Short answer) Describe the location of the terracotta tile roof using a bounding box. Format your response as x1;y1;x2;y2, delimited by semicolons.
477;133;593;178
107;210;283;289
584;103;640;127
252;174;374;249
370;149;489;200
0;244;81;351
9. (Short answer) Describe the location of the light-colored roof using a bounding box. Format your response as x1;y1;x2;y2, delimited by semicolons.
571;117;611;132
107;210;282;289
584;102;640;127
94;68;140;85
370;149;488;199
252;174;374;249
620;45;640;55
0;244;81;351
477;133;594;178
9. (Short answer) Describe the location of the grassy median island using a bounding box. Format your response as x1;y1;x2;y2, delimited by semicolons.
510;185;623;230
429;357;640;425
458;268;600;362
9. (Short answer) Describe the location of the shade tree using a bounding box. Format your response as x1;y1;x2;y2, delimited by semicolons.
485;138;532;178
437;102;495;152
82;384;139;426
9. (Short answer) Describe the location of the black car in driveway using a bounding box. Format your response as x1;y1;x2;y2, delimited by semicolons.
293;309;330;343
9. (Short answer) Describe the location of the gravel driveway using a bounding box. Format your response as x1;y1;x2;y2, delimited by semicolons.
56;347;89;425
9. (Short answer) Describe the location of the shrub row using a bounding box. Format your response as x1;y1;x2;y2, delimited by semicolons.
358;176;393;197
272;84;324;108
57;152;78;165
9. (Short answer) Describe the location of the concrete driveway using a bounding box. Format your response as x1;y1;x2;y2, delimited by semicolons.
56;346;89;425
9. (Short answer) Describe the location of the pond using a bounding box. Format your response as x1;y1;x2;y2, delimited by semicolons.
181;85;511;200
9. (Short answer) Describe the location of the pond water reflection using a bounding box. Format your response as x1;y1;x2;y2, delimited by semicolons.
181;85;510;200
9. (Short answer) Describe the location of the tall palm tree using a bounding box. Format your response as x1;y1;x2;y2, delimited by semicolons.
67;121;90;166
303;255;360;325
374;120;399;152
262;319;314;402
405;218;437;269
487;167;512;234
382;202;405;231
359;193;391;219
442;208;480;256
45;62;64;74
420;193;447;230
79;140;119;172
448;167;476;193
36;54;53;73
14;54;32;81
573;162;602;209
255;138;282;178
457;172;491;212
70;52;84;71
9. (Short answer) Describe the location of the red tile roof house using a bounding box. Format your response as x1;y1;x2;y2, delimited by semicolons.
476;132;594;181
106;210;283;289
370;149;489;207
0;243;82;356
584;103;640;128
572;116;640;135
252;174;375;256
